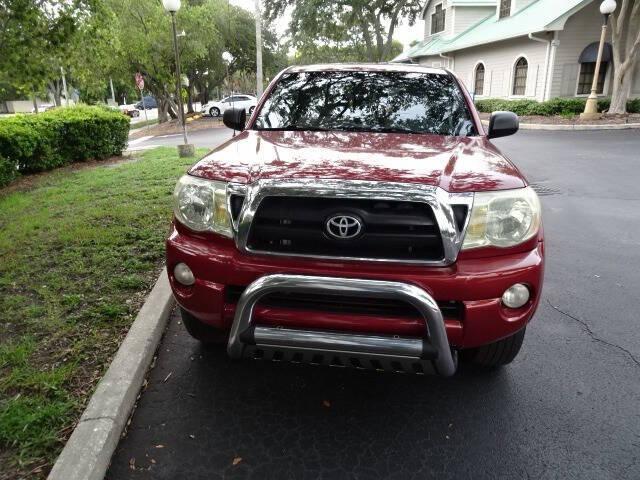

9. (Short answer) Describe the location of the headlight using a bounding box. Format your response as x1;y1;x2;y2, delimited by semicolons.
173;175;232;237
462;186;541;249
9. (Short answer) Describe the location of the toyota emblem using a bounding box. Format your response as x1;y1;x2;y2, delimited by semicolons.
326;214;363;239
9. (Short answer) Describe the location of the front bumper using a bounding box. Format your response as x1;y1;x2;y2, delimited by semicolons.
166;223;544;350
229;274;458;376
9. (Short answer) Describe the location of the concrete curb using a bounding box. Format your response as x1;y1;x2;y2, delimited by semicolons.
47;270;174;480
481;119;640;131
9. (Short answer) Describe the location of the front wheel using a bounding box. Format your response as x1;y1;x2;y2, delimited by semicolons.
179;307;227;345
462;328;526;368
209;107;220;117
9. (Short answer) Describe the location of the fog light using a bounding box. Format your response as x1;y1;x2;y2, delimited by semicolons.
502;283;530;308
174;262;195;286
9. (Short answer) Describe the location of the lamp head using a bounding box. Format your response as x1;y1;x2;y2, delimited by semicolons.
600;0;616;15
162;0;181;13
222;51;234;64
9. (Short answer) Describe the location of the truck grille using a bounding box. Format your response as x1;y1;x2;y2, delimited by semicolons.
246;197;444;261
225;286;463;321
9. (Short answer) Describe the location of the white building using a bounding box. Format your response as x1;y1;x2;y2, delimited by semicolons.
394;0;640;101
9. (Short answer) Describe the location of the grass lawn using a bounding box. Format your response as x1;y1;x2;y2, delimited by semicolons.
0;147;206;479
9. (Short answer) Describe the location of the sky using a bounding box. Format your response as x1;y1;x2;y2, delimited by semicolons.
228;0;424;53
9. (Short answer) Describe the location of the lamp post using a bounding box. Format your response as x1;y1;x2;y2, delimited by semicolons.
254;0;264;98
581;0;617;119
162;0;194;157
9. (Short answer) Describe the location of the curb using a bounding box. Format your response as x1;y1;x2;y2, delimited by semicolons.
47;270;174;480
481;119;640;131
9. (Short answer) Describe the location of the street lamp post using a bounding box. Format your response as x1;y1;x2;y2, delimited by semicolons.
254;0;264;98
162;0;194;157
581;0;617;119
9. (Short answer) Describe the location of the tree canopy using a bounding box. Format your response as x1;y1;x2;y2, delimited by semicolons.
264;0;421;62
1;0;287;120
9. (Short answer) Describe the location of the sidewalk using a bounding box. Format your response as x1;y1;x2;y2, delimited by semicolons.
479;112;640;131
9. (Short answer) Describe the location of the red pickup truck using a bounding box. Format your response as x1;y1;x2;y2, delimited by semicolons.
166;64;544;377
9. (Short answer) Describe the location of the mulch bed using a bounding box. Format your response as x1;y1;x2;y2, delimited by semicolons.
129;115;224;139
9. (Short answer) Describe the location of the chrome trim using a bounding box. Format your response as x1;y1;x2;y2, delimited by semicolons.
227;274;457;377
253;326;425;358
226;182;249;231
228;179;473;266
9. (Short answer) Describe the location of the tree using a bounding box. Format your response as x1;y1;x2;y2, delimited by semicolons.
263;0;422;62
107;0;285;121
290;39;403;65
609;0;640;113
63;1;121;104
0;0;94;108
107;0;221;122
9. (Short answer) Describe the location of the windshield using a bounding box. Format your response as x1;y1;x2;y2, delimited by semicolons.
253;70;476;136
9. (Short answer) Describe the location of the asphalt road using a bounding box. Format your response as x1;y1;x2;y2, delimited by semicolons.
127;125;233;151
108;129;640;480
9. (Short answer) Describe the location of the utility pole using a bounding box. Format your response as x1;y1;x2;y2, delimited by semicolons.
255;0;263;98
60;66;69;107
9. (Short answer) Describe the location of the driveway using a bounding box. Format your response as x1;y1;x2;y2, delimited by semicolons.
107;129;640;480
127;128;233;151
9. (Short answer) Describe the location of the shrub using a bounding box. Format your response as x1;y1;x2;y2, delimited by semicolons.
627;98;640;113
47;105;130;162
0;106;129;185
0;154;18;187
475;97;640;116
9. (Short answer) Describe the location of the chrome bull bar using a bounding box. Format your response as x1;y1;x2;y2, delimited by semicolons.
227;275;458;377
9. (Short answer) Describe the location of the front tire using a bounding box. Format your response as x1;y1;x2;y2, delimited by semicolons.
209;107;220;117
180;307;227;344
462;328;526;368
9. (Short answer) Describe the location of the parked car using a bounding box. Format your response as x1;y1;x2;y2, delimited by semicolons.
30;104;55;113
167;64;543;377
201;94;257;117
135;96;157;109
115;104;140;117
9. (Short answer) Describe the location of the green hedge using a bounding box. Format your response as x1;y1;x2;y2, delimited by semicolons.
0;106;129;187
475;97;640;116
0;154;17;187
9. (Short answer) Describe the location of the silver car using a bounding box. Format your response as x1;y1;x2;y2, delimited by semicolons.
201;94;257;117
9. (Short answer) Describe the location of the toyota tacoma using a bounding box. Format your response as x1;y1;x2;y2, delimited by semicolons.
166;64;544;377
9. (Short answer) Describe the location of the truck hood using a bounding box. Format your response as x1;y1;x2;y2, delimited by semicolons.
189;130;527;192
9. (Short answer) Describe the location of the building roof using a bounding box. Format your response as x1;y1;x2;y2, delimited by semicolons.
398;0;592;61
449;0;495;5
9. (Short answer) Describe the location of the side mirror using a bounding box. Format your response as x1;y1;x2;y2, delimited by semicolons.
487;111;519;139
223;107;246;132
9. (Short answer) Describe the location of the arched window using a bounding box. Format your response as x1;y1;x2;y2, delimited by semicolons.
474;63;485;96
512;57;528;96
577;42;612;95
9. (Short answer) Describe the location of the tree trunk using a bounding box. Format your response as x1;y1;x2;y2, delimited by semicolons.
48;80;62;106
187;83;194;114
610;65;634;112
32;94;39;114
157;97;171;123
609;0;640;114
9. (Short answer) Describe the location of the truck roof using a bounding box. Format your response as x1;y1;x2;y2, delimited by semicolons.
285;63;448;76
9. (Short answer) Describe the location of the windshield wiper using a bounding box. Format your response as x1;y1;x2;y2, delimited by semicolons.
367;126;423;135
257;125;331;132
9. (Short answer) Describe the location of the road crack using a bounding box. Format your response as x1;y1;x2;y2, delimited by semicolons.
546;300;640;368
